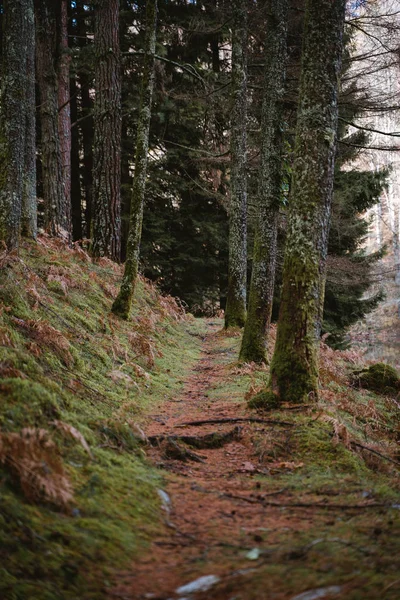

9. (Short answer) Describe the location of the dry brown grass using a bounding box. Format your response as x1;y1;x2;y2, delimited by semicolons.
0;427;73;508
11;317;73;366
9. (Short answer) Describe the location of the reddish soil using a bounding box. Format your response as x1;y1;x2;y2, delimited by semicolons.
110;322;399;600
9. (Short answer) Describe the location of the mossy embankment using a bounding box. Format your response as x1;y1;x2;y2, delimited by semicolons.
0;237;205;600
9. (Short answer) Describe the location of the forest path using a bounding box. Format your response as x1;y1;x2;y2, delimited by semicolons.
110;320;399;600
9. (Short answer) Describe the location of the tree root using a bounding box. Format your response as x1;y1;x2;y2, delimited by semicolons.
149;425;243;449
222;492;392;510
174;417;295;427
351;441;400;467
162;438;207;463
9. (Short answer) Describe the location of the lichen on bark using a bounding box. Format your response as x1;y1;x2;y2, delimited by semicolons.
112;0;158;319
224;0;248;329
263;0;347;404
239;0;289;363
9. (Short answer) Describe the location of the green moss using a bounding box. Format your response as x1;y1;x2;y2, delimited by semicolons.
98;420;144;452
248;389;281;410
0;378;60;431
239;313;268;364
297;422;368;474
0;240;203;598
269;327;319;403
357;363;399;396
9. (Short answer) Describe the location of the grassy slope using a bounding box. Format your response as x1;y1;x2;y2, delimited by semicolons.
0;237;204;600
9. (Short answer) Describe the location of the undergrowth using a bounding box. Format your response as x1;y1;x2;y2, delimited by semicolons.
0;237;204;599
218;323;400;500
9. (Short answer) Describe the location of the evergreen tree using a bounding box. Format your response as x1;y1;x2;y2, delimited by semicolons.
264;0;347;405
21;0;36;239
239;0;289;363
58;0;72;236
225;0;248;329
35;0;70;239
112;0;158;318
137;0;231;312
323;137;387;346
0;0;36;248
74;0;94;239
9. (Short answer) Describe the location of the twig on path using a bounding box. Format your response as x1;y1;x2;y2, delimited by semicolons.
221;492;391;510
351;441;400;467
383;578;400;592
281;404;314;411
175;417;296;428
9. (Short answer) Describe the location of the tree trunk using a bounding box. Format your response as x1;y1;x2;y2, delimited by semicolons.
0;0;35;248
239;0;289;363
265;0;346;405
121;119;132;262
58;0;71;233
91;0;122;261
35;0;70;240
75;0;94;239
224;0;248;329
70;76;83;241
112;0;157;319
21;0;37;239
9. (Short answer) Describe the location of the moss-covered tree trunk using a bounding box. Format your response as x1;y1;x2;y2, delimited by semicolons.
21;0;37;240
0;0;35;248
91;0;122;261
239;0;289;363
58;0;71;235
112;0;157;319
266;0;346;404
224;0;248;329
35;0;70;240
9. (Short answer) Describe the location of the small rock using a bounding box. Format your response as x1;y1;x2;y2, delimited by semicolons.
157;489;171;513
290;586;342;600
246;548;261;560
176;575;220;595
242;461;255;472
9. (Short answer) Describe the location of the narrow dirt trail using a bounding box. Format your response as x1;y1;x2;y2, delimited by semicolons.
110;322;325;599
111;320;400;600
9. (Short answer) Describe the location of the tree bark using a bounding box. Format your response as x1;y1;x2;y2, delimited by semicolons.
21;0;37;239
224;0;248;329
112;0;157;319
266;0;346;405
58;0;71;233
0;0;36;247
35;0;70;240
72;0;94;239
91;0;122;261
239;0;289;363
80;80;94;239
70;76;83;241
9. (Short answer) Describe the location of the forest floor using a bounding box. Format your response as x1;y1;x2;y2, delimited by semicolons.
1;241;399;600
111;321;400;600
